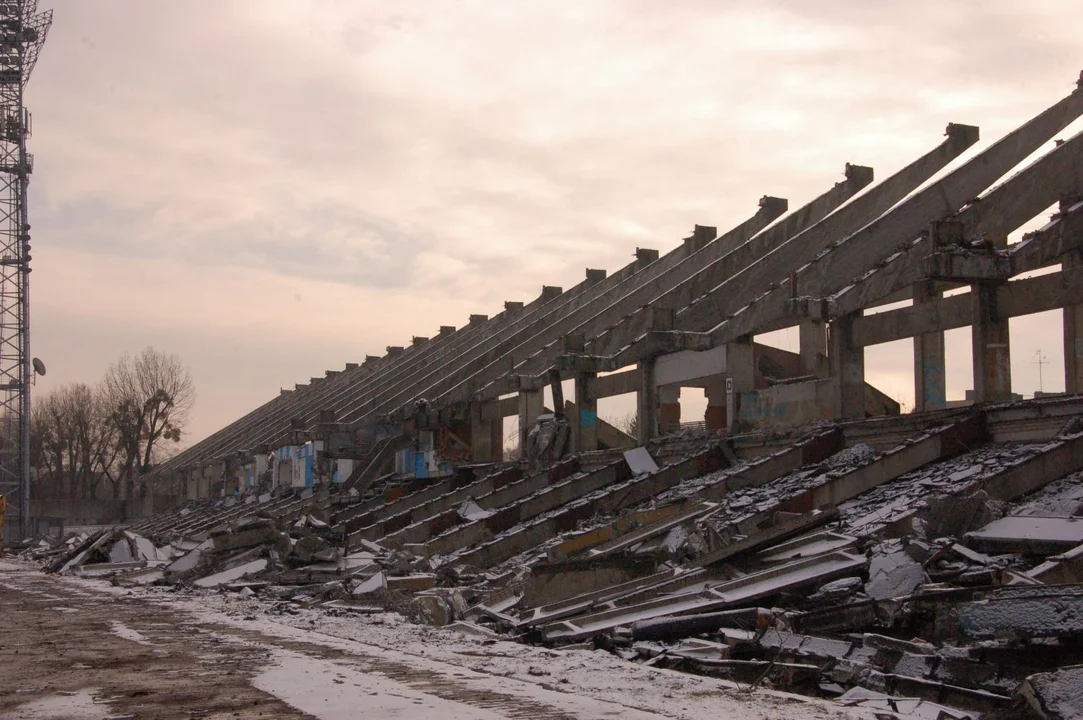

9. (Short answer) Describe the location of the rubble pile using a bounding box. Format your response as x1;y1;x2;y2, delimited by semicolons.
21;408;1083;719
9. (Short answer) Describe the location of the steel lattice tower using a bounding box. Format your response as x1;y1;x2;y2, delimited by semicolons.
0;0;49;540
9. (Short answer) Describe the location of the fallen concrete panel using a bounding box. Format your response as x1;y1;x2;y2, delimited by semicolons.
588;502;715;559
540;551;867;642
691;508;838;568
757;530;857;565
1021;664;1083;720
631;607;771;642
839;686;979;720
966;516;1083;555
956;585;1083;639
1029;543;1083;583
193;558;269;588
623;447;659;475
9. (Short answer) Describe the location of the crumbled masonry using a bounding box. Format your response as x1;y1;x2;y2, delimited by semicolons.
16;395;1083;720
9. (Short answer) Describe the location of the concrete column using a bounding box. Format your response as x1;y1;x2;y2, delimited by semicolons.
703;378;727;431
659;385;681;434
470;402;496;462
574;372;599;452
729;337;756;392
829;313;865;419
970;282;1012;403
637;360;657;444
719;337;762;433
518;389;543;451
1065;251;1083;394
799;320;828;377
913;280;947;412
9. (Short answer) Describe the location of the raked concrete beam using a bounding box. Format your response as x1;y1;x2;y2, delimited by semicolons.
337;286;572;426
592;130;975;364
827;131;1083;320
710;83;1083;347
585;166;875;360
442;202;784;409
385;251;675;420
500;198;789;386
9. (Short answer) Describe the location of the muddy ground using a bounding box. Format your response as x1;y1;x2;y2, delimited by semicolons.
0;559;857;720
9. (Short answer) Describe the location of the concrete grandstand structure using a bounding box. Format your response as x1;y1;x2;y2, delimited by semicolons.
152;73;1083;505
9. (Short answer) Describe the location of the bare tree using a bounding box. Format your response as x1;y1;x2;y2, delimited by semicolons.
103;347;195;498
31;383;121;499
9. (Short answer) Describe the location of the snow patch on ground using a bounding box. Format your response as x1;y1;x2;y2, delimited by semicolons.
10;689;114;720
253;646;506;720
108;620;150;645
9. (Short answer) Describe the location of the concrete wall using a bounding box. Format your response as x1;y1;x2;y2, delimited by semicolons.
736;378;900;432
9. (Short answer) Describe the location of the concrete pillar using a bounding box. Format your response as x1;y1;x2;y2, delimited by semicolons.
1065;251;1083;394
913;280;947;412
518;389;543;451
799;320;828;377
470;402;499;463
829;313;865;419
970;282;1012;403
637;360;657;444
703;377;727;431
574;372;598;452
658;385;681;434
729;339;756;430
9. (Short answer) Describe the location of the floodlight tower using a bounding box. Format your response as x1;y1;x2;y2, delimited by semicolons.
0;0;50;540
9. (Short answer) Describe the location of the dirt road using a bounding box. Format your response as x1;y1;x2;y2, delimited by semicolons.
0;560;856;719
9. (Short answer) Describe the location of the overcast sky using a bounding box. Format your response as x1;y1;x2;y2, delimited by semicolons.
26;1;1083;446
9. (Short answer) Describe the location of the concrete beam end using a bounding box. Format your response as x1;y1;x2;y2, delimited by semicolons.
635;247;660;265
585;268;607;284
759;195;789;216
540;286;563;302
844;163;875;186
945;122;980;148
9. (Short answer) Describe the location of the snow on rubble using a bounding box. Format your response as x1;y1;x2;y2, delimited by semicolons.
18;404;1083;720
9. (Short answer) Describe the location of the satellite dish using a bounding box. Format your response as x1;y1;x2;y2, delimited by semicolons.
32;357;45;376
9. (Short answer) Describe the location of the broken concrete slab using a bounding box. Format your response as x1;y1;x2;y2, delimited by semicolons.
954;585;1083;640
630;607;772;642
385;574;437;592
866;552;925;600
541;551;867;642
967;515;1083;555
1029;542;1083;583
838;686;979;719
623;447;659;475
193;558;269;588
756;529;856;565
1021;664;1083;720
